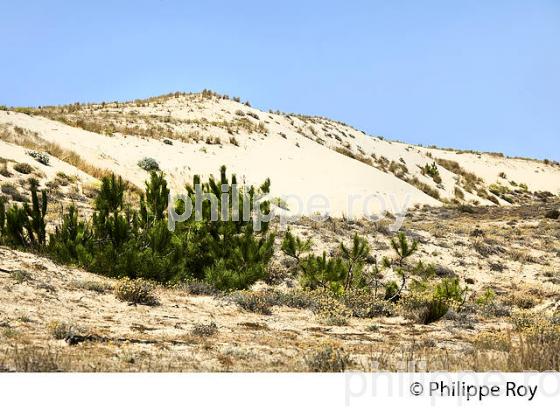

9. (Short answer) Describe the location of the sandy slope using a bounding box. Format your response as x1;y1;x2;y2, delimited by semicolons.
1;92;559;217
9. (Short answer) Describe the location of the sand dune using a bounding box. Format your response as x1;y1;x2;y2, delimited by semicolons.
1;92;559;216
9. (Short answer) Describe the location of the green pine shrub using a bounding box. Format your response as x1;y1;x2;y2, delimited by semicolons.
2;165;275;290
401;277;468;324
421;162;441;183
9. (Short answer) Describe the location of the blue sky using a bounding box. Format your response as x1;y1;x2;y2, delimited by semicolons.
1;0;559;160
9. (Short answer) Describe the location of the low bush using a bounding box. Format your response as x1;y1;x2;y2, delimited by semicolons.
71;279;112;294
178;279;219;296
341;289;395;318
27;151;50;166
305;345;351;372
137;157;160;171
114;278;159;306
191;322;218;337
229;291;273;315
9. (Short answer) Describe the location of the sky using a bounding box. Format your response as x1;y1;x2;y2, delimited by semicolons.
1;0;559;160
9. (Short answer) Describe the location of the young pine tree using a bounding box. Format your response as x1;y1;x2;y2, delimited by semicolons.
140;171;170;225
49;205;92;263
385;232;419;301
23;179;48;247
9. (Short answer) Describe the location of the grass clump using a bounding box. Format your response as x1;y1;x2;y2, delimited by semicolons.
71;279;112;294
13;163;34;174
305;345;351;372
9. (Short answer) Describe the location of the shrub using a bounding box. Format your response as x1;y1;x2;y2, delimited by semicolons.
502;290;539;309
178;279;218;296
281;230;312;262
341;289;394;318
27;151;50;166
401;277;467;324
137;157;160;171
48;205;92;264
489;183;513;203
23;179;48;246
71;279;112;294
305;345;351;372
401;295;450;324
291;233;371;294
545;209;559;220
48;321;84;341
229;290;273;315
384;280;400;301
1;183;18;197
114;278;159;306
13;163;34;174
383;232;419;301
191;322;218;337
